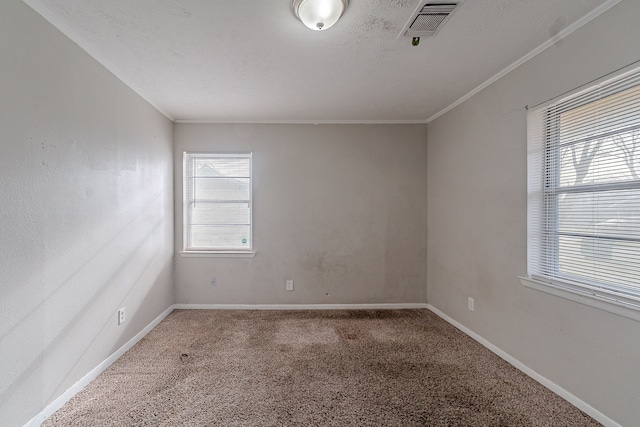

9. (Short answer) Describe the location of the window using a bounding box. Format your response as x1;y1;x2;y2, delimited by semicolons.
527;67;640;309
183;152;253;254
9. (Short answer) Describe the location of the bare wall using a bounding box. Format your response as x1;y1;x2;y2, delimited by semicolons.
0;1;174;425
427;1;640;425
174;124;428;305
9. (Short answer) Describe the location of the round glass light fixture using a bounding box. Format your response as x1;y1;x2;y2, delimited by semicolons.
293;0;349;31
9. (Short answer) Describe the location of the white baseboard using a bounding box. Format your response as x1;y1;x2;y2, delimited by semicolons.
25;301;427;425
25;305;175;427
426;304;621;427
173;303;428;310
32;302;607;427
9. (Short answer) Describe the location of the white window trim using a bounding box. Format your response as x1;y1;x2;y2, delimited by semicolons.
519;276;640;322
182;152;254;256
525;62;640;320
178;250;255;258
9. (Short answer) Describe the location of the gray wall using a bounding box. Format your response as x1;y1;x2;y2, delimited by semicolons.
0;1;174;425
3;0;638;425
427;1;640;425
174;124;428;305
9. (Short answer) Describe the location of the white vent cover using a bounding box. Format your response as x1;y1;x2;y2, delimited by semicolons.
398;1;462;38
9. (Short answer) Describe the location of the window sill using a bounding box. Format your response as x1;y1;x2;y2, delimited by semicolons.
179;251;256;258
519;276;640;322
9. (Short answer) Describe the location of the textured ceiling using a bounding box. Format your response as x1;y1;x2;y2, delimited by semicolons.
23;0;612;122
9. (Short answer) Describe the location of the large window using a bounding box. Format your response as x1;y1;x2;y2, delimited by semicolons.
527;67;640;309
183;152;252;253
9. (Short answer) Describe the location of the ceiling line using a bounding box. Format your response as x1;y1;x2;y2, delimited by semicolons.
21;0;176;122
425;0;622;124
174;119;428;125
21;0;620;126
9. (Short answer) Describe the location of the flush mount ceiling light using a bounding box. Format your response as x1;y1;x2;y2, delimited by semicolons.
293;0;349;31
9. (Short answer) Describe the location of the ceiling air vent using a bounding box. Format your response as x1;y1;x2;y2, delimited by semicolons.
398;1;462;39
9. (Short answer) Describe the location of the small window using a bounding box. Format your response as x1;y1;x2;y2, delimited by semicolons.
527;67;640;308
183;152;252;253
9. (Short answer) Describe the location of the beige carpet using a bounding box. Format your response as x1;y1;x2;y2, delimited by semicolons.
43;309;601;426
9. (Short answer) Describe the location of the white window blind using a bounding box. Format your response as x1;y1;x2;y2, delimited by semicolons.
183;152;252;251
527;68;640;307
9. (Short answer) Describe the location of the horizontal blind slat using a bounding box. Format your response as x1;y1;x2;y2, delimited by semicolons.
528;67;640;299
184;152;252;250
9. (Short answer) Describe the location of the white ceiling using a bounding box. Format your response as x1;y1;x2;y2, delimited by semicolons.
24;0;613;123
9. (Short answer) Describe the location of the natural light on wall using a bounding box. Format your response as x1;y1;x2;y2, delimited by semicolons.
527;66;640;310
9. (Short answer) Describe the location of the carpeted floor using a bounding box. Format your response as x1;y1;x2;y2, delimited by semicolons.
43;309;601;426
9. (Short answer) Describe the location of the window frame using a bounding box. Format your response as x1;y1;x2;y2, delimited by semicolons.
180;152;255;258
524;65;640;317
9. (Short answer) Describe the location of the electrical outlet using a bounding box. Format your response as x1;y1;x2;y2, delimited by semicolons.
468;297;475;312
210;277;217;286
286;280;294;291
118;308;126;325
